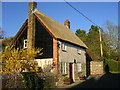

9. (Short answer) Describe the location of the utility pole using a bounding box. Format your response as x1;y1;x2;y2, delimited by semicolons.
99;27;103;57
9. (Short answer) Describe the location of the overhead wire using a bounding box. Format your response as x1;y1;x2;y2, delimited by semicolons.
63;0;99;27
64;0;103;56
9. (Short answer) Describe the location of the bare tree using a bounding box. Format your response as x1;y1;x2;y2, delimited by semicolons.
0;27;4;39
103;21;119;59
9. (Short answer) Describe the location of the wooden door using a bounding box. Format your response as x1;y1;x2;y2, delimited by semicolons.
69;63;73;79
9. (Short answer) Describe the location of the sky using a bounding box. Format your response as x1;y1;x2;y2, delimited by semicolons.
2;1;118;37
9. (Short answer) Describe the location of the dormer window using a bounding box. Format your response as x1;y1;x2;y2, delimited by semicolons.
77;49;81;54
61;43;67;51
24;39;27;48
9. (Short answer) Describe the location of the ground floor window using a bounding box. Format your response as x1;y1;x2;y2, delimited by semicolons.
60;62;67;75
77;62;82;72
23;39;27;48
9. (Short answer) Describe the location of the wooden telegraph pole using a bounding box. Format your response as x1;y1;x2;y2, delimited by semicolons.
99;27;103;57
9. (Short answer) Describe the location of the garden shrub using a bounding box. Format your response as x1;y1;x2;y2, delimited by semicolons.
2;72;58;89
21;72;44;89
104;59;120;73
2;47;42;73
36;72;58;88
2;74;26;88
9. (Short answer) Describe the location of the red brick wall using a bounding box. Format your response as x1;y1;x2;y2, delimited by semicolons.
53;38;59;73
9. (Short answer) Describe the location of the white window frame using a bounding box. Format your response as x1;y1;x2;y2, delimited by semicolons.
61;62;67;75
77;62;82;72
61;43;67;51
77;49;81;54
24;39;27;48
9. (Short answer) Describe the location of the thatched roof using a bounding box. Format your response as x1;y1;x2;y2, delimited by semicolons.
34;10;87;48
15;19;28;40
12;9;87;49
86;49;99;61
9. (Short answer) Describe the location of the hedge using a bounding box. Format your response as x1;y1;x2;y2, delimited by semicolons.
2;72;58;89
104;59;120;73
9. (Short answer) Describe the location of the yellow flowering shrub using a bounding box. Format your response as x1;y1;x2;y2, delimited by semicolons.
1;47;43;74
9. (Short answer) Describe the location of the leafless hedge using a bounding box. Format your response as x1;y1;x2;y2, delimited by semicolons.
2;72;58;89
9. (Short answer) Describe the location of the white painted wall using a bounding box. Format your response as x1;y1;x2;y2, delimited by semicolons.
59;41;86;64
35;58;53;69
58;41;86;81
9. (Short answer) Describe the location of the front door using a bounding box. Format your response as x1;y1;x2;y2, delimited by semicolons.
69;63;73;80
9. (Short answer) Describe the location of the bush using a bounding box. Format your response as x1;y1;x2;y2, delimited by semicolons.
21;72;44;89
2;72;58;89
104;59;120;73
2;48;42;73
79;72;85;78
37;72;58;87
2;74;26;88
63;75;71;81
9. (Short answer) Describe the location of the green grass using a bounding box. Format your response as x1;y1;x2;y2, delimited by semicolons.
110;71;120;73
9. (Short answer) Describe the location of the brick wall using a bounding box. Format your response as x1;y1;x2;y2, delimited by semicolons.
53;38;58;73
90;61;103;75
27;2;37;49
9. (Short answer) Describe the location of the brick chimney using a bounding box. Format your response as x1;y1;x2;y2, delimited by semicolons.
64;19;70;29
27;1;37;49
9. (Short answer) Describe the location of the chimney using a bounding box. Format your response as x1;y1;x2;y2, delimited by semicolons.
64;19;70;29
27;1;37;49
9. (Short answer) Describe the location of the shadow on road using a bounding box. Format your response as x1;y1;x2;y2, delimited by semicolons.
67;73;120;88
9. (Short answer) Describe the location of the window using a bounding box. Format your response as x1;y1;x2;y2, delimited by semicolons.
77;62;82;72
77;49;81;54
61;62;67;75
61;43;67;51
24;39;27;48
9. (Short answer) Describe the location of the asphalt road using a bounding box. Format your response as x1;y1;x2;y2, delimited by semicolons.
66;73;120;88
